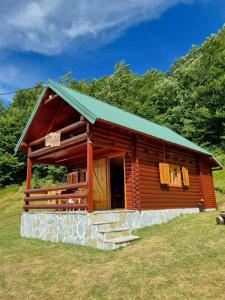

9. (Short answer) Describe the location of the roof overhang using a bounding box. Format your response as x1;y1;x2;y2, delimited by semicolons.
14;79;223;170
14;80;97;153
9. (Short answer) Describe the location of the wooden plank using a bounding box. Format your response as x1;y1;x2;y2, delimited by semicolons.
26;182;87;194
93;158;108;210
23;203;88;210
24;191;88;201
199;160;217;208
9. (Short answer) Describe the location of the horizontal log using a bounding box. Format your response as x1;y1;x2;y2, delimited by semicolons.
26;182;87;194
140;192;201;197
137;139;196;159
25;191;88;201
93;131;132;146
94;125;133;141
138;150;197;163
29;133;87;159
94;139;131;152
23;203;88;210
139;187;200;193
29;120;86;147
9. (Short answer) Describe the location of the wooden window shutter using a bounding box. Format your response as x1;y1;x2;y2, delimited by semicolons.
159;163;170;185
182;166;189;186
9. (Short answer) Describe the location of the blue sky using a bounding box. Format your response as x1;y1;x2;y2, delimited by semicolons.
1;0;225;105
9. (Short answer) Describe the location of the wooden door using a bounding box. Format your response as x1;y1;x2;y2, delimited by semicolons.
93;158;109;210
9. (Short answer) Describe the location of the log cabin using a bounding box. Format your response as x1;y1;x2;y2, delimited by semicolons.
16;79;222;250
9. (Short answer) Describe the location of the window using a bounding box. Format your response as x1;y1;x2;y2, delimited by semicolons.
169;165;182;187
159;163;189;187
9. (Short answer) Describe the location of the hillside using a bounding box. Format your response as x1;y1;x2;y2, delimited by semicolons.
0;26;224;187
0;180;225;300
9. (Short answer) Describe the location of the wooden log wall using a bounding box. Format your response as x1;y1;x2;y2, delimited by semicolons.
93;121;217;211
199;160;217;208
136;138;208;210
124;154;135;210
93;122;136;209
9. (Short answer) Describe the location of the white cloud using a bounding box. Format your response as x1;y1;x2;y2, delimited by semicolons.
0;0;194;55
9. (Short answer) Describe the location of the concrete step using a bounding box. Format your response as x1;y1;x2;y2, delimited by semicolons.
91;220;124;231
97;227;131;233
103;235;140;250
91;220;120;225
105;235;140;244
97;228;132;241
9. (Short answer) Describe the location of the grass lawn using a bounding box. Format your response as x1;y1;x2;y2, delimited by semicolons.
1;181;225;300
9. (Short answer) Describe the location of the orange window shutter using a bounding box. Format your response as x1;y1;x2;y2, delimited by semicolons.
159;163;170;185
182;167;189;186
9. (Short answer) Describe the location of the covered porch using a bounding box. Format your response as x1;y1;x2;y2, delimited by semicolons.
24;116;127;213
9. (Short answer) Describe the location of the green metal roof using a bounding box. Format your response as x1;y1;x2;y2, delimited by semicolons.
15;79;222;168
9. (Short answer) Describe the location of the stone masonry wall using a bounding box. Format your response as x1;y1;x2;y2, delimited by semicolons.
20;208;214;249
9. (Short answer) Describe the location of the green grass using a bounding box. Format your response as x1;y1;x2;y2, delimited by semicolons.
1;181;225;299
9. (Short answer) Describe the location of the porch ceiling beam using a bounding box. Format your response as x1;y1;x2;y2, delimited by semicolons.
55;145;105;165
59;148;126;167
55;151;86;164
36;142;87;162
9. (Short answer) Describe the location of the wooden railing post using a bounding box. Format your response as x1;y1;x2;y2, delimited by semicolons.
25;147;32;212
87;124;94;213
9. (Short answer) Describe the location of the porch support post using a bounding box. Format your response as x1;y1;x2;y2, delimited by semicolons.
87;124;94;213
25;147;32;212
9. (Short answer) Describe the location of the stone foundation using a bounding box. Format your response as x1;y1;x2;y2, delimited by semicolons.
20;208;213;249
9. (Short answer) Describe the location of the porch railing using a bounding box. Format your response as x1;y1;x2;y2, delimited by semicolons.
24;182;88;211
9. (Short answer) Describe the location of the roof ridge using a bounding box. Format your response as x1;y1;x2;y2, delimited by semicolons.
56;82;215;156
57;81;174;132
15;78;221;168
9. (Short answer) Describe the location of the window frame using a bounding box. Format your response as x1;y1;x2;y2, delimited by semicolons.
169;164;182;187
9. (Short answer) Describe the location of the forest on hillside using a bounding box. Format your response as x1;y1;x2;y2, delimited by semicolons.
0;26;225;187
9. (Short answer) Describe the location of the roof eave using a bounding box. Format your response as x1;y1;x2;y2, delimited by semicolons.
14;80;98;153
14;86;48;153
48;80;97;124
96;118;222;169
